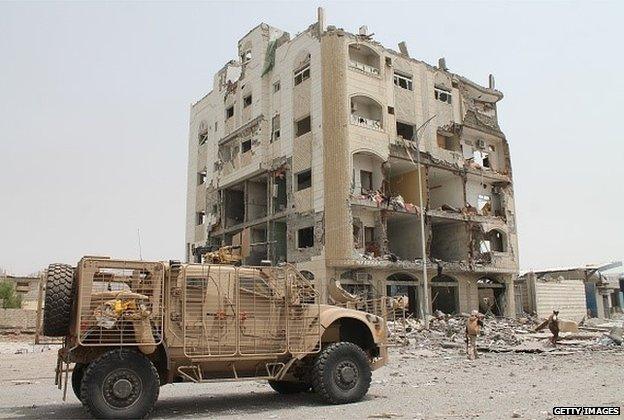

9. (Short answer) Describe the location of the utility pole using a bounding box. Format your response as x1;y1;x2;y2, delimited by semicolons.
403;115;435;323
414;135;429;322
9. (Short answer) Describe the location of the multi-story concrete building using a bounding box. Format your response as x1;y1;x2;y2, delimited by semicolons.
185;9;519;317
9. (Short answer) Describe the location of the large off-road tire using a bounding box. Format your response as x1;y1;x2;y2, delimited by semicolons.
311;342;372;404
80;349;160;419
42;263;75;337
268;380;311;394
72;363;87;403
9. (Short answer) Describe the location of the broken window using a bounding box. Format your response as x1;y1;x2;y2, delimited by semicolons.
360;170;373;194
197;170;207;186
273;81;281;93
241;139;252;153
226;106;234;119
195;211;205;226
396;122;414;140
477;194;491;214
353;224;362;248
243;94;252;108
436;133;461;152
473;150;491;168
297;226;314;248
296;169;312;191
483;230;505;252
387;106;394;115
294;65;310;86
434;88;452;104
271;114;281;142
273;176;287;212
295;115;311;137
241;49;252;63
393;72;413;90
198;132;208;145
224;186;245;227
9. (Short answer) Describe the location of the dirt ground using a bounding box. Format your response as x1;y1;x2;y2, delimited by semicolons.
0;338;622;419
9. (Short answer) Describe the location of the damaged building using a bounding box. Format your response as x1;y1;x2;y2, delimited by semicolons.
185;9;519;317
517;262;624;321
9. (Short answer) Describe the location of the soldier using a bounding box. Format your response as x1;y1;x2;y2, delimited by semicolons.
465;310;484;360
535;310;560;345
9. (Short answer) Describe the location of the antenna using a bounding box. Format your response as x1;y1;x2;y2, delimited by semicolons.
137;228;143;260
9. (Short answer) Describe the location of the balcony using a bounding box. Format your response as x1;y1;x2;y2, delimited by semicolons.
348;44;380;77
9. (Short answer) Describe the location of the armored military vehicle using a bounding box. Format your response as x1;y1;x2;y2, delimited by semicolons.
42;257;388;418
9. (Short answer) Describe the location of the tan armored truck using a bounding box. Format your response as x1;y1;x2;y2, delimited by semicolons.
41;257;388;418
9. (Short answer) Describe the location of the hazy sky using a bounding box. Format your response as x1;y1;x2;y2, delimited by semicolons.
1;1;622;275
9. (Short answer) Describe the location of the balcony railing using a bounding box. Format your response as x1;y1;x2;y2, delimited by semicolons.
349;60;380;76
350;113;382;130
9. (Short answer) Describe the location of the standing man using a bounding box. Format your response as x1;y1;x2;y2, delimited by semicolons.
465;310;484;360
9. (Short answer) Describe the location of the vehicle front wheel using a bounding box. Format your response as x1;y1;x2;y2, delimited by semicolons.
80;349;160;419
311;342;372;404
268;380;311;394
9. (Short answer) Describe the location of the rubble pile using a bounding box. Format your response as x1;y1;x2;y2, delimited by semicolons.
389;312;624;355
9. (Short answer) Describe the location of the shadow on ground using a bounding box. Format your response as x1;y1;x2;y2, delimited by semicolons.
0;389;355;419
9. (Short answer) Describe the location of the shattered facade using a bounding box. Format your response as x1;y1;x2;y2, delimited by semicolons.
185;10;520;317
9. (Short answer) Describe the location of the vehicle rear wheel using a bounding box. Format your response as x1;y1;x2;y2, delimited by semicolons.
80;349;159;419
311;342;372;404
268;380;311;394
42;263;75;337
72;363;87;403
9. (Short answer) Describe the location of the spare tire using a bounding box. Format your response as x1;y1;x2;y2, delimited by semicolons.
42;263;75;337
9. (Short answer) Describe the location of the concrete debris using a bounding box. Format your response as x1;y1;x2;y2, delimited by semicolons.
351;191;421;214
389;313;624;356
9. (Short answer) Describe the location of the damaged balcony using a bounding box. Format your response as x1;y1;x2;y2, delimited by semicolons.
350;155;424;216
348;43;380;76
217;173;276;231
427;167;463;214
386;212;425;261
352;152;384;195
462;129;509;176
473;227;516;271
348;208;426;270
430;219;470;263
465;174;504;218
350;96;383;131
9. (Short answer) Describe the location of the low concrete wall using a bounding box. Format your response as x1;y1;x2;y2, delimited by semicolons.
0;308;37;330
534;279;587;323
